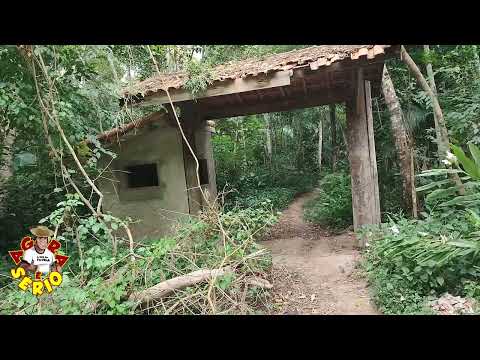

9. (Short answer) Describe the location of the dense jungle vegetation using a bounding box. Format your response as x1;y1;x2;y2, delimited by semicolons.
1;45;480;314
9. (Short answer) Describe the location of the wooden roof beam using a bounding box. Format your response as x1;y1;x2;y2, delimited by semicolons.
200;89;350;120
140;70;293;106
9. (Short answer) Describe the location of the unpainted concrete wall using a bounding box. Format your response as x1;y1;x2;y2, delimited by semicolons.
98;120;190;240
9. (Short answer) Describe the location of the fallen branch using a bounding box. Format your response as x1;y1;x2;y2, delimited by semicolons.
129;267;233;305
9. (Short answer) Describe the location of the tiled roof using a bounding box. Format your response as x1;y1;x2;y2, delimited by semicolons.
122;45;392;97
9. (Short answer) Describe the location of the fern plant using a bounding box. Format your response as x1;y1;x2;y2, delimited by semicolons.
417;143;480;213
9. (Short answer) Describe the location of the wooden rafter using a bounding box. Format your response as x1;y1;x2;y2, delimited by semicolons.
235;93;244;104
141;70;292;106
301;79;308;95
200;88;350;120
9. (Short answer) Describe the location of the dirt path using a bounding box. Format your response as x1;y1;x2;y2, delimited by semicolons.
261;191;378;315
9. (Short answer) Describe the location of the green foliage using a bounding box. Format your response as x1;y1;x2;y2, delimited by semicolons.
0;204;277;315
213;109;323;214
416;143;480;214
228;188;297;212
362;211;480;314
451;143;480;179
184;60;213;99
303;173;352;230
5;44;480;315
0;160;64;249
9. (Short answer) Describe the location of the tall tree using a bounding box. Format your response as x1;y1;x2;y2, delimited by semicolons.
329;104;337;172
472;45;480;78
400;45;465;194
423;45;443;159
318;113;323;172
382;66;417;217
264;113;272;165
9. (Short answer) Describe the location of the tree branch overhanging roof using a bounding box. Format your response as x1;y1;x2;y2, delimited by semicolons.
122;45;395;99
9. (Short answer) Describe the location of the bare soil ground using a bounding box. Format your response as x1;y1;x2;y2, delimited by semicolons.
261;191;378;315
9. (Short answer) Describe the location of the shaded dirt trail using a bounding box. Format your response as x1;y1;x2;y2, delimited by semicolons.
261;191;378;315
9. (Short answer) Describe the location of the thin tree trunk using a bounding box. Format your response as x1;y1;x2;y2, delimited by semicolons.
423;45;443;158
339;124;347;149
329;104;337;172
233;129;238;171
107;49;119;85
401;45;465;195
318;114;323;172
264;113;272;165
296;119;303;169
410;151;418;218
472;45;480;78
382;66;417;217
242;126;247;170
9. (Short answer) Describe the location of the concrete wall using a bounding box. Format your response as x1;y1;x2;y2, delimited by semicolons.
98;119;190;240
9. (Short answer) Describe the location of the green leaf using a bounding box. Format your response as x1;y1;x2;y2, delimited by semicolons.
451;144;480;179
436;276;444;286
440;194;480;207
416;179;452;192
468;143;480;166
426;187;458;203
17;298;25;308
417;169;463;177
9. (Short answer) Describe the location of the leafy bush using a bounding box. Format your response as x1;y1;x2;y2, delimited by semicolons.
221;165;318;212
303;173;352;229
361;212;480;314
0;165;64;251
226;187;296;212
417;143;480;215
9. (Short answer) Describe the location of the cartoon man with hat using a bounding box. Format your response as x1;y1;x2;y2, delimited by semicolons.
20;225;61;276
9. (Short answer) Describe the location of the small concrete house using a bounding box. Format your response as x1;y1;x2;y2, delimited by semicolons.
97;45;399;245
98;110;217;240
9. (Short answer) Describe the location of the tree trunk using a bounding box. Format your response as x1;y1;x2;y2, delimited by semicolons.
423;45;443;158
401;45;465;195
233;129;238;171
329;104;337;172
264;113;272;165
296;119;303;170
381;66;417;217
318;113;323;172
472;45;480;78
242;128;247;170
